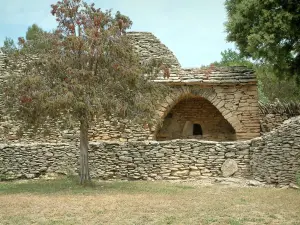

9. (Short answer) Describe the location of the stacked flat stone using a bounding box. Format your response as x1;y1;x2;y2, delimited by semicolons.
154;67;256;85
259;101;300;133
0;53;8;135
1;116;299;185
0;52;8;77
127;32;181;69
0;32;262;143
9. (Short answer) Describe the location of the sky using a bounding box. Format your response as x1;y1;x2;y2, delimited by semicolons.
0;0;235;68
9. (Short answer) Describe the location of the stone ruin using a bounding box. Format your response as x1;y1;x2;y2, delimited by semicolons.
0;32;261;143
0;32;299;185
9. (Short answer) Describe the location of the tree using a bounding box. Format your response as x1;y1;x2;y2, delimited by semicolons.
0;25;47;55
2;0;168;184
1;37;17;54
23;24;49;52
213;49;253;67
256;66;300;103
225;0;300;83
26;24;45;41
214;48;300;103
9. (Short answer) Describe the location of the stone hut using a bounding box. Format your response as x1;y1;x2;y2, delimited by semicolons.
127;32;260;142
0;32;260;143
1;32;300;185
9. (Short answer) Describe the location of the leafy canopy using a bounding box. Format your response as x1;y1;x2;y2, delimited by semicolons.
1;24;47;55
3;0;168;130
213;49;253;67
214;48;300;103
1;37;17;54
225;0;300;83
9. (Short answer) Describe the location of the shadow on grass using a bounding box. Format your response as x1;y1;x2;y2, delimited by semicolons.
0;176;194;195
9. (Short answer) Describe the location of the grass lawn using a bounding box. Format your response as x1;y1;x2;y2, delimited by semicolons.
0;177;299;225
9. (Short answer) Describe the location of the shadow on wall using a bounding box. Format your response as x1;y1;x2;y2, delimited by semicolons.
156;97;236;141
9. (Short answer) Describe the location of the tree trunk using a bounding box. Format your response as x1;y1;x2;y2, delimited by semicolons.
79;119;90;184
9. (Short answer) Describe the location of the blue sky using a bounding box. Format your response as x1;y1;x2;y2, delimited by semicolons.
0;0;235;67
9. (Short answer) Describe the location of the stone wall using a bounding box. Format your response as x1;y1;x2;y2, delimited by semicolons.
0;32;261;143
259;101;300;133
155;85;260;141
251;116;300;184
1;116;299;185
127;32;181;68
157;97;236;141
0;84;260;143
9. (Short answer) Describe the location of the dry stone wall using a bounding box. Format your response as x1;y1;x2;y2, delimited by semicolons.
251;116;300;184
155;84;260;141
0;33;261;142
0;84;260;143
1;32;299;186
259;101;300;133
1;116;299;185
157;97;236;141
127;32;181;69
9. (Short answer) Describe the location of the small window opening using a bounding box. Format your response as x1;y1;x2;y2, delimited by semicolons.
193;124;203;135
166;113;173;118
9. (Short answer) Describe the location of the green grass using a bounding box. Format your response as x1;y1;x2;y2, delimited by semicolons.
0;177;300;225
0;176;194;195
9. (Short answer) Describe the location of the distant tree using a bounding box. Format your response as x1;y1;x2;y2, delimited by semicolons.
213;49;253;67
214;49;300;103
256;66;300;103
1;25;48;54
26;24;45;41
1;37;17;55
3;0;168;184
225;0;300;83
22;24;50;53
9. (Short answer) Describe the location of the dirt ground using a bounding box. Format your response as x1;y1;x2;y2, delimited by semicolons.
0;178;299;225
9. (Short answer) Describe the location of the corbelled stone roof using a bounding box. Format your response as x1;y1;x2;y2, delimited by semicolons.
0;52;8;77
0;32;256;85
127;32;181;68
154;67;256;85
127;32;256;85
0;52;6;69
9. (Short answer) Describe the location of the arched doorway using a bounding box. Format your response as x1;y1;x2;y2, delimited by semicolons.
156;96;236;141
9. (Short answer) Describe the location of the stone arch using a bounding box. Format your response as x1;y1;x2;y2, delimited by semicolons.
153;86;243;140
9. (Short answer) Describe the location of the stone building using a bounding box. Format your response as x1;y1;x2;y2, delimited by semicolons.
128;32;261;141
0;32;261;143
1;32;300;185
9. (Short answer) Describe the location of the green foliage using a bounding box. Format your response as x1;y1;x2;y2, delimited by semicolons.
1;25;48;55
225;0;300;83
214;49;300;103
26;24;45;41
1;0;170;183
0;177;193;195
215;49;253;67
2;0;168;131
256;65;300;103
23;24;49;53
0;37;17;54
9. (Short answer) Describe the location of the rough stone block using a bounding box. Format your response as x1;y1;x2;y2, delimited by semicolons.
221;159;238;177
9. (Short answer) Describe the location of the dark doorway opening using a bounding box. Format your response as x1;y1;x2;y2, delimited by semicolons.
193;124;203;135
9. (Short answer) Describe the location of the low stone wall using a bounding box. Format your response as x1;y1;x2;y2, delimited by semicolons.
260;113;289;133
0;84;261;143
251;116;300;184
0;140;251;181
157;96;237;141
1;116;299;185
259;101;300;133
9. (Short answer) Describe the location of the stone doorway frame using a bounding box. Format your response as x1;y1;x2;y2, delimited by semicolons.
153;86;244;140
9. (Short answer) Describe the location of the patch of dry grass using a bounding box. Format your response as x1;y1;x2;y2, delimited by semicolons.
0;178;299;225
